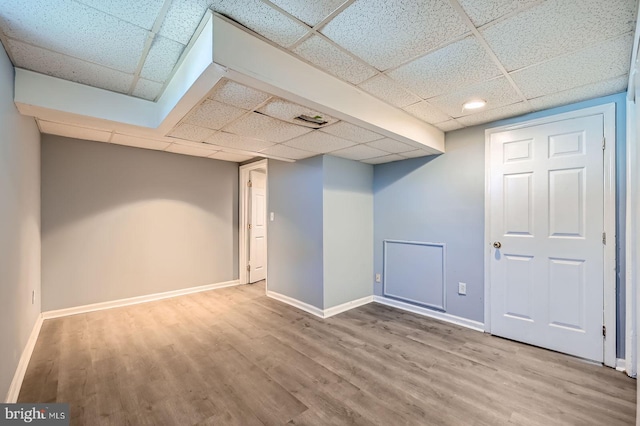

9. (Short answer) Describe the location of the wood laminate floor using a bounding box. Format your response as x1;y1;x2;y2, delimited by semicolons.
19;282;635;425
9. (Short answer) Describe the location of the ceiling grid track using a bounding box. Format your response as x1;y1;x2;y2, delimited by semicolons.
286;0;357;50
447;0;533;111
6;1;636;162
127;0;174;95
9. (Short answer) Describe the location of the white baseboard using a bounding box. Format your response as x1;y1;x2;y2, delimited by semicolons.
266;290;325;318
616;358;626;372
373;295;485;332
324;295;374;318
266;291;375;319
5;314;43;403
42;279;241;319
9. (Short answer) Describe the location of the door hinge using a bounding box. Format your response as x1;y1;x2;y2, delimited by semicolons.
602;137;606;150
248;223;252;230
247;265;250;272
247;180;252;187
602;325;606;337
602;232;606;245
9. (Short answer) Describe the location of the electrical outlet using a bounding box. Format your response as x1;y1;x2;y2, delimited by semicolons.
458;282;467;295
375;273;381;283
270;212;274;221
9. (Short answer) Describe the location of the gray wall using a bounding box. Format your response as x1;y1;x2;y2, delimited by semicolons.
323;155;373;309
0;43;41;400
373;92;627;356
41;135;239;311
267;156;324;308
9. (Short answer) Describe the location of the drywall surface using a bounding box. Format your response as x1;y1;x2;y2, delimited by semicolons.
374;92;627;349
374;132;485;322
323;155;373;309
41;136;238;311
0;43;41;400
267;156;324;309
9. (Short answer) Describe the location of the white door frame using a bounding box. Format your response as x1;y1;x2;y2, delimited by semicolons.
239;159;268;286
484;103;617;368
625;95;637;377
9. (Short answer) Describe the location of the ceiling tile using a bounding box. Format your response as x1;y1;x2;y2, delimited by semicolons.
330;144;389;160
256;98;339;128
259;144;317;160
401;149;431;159
529;76;629;112
292;35;377;84
511;33;633;99
456;102;531;127
209;151;255;162
111;134;171;150
320;0;468;70
159;0;308;47
268;0;346;26
166;143;217;157
39;120;112;142
205;132;276;152
481;0;637;71
74;0;165;30
320;122;383;143
362;154;405;164
224;112;312;142
168;123;216;141
140;36;185;83
358;75;421;107
457;0;542;27
403;101;451;124
434;119;464;132
7;39;134;94
366;138;415;153
132;78;163;101
208;79;271;110
388;36;502;99
0;0;147;73
284;131;355;153
428;77;522;117
184;100;247;130
157;0;213;44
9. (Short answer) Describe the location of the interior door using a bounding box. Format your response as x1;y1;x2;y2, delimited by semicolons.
249;170;267;283
489;113;604;362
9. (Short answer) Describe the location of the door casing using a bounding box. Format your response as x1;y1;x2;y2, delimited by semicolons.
239;159;268;287
484;103;617;367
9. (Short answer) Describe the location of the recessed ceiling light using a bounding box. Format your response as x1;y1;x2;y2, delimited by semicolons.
462;99;487;110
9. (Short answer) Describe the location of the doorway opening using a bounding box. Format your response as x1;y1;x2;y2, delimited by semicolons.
239;159;268;288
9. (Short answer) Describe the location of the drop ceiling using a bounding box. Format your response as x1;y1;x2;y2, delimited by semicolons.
0;0;637;164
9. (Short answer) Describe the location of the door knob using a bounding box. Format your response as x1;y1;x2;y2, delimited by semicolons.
493;241;502;249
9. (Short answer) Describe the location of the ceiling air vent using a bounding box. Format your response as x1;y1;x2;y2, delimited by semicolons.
295;114;328;126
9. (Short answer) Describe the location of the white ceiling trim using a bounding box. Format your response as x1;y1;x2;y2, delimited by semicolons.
13;11;444;156
211;14;443;153
14;14;225;136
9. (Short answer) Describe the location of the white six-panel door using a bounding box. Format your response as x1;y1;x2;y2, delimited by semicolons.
489;113;605;362
249;170;267;283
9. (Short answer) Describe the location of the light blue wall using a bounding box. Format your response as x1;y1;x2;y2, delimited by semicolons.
374;133;485;321
374;92;627;356
323;155;373;309
267;156;324;308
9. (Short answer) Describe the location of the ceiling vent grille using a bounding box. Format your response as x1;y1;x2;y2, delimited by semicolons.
295;114;328;126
